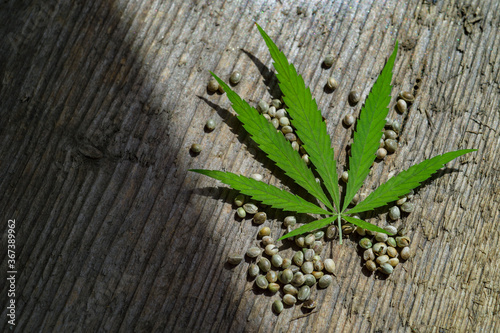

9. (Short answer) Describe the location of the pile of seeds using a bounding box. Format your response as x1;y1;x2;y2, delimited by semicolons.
228;218;336;314
358;225;411;274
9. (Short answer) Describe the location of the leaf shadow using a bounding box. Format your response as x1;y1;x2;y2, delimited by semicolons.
241;49;282;100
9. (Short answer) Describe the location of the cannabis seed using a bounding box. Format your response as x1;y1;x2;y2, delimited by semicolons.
363;249;375;261
272;300;284;314
227;253;243;265
327;77;339;90
348;90;360;105
295;236;305;248
323;54;335;68
376;148;387;159
250;173;263;181
265;244;279;256
318;275;333;288
234;194;245;207
326;225;338;239
236;207;246;218
256;275;269;289
399;91;415;103
291;272;306;287
365;260;377;272
379;262;394;274
190;144;202;153
258;258;271;272
282;258;292;269
298;285;311;301
387;246;398;258
400;246;411;260
384;139;398;153
284;216;297;227
341;171;349;182
243;203;259;214
266;270;278;283
271;118;279;128
396;236;411;248
283;284;298;295
271;99;282;108
276;109;287;119
387;237;397;248
283;294;297;306
253;212;267;224
343;114;355;126
291;141;300;152
313;259;324;271
271;254;283;268
401;202;414;213
373;242;388;256
285;133;297;142
302;154;310;165
280;269;294;284
257;100;269;114
258;227;271;238
218;84;224;94
293;251;304;267
246;247;261;258
357;227;366;236
205;119;216;131
389;257;399;267
302;299;317;310
384;225;398;235
248;264;259;278
384;130;397;140
396;99;407;114
396;197;407;206
207;78;219;92
229;71;242;85
323;258;336;273
389;206;401;220
375;232;389;243
312;271;324;280
281;125;293;134
268;106;276;117
359;238;373;249
262;236;274;246
301;262;314;274
279;117;290;127
304;274;316;286
376;255;390;265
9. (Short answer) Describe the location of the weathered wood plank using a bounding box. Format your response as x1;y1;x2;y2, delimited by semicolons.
0;0;499;332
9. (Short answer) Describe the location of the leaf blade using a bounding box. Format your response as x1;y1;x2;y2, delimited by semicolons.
341;215;388;234
211;73;334;211
278;216;337;241
190;169;332;215
347;149;477;214
342;42;398;212
256;23;341;212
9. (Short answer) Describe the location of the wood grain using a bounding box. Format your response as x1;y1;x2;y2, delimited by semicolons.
1;0;499;332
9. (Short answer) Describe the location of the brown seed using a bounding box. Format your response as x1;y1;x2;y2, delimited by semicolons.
348;90;360;105
399;91;415;103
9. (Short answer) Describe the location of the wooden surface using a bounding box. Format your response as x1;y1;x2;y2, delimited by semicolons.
1;0;499;332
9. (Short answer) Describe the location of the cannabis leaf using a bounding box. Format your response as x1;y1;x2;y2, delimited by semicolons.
190;24;476;244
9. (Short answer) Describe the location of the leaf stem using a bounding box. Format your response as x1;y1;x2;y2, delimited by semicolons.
337;213;342;245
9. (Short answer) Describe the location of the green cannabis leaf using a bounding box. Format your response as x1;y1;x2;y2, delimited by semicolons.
190;23;476;244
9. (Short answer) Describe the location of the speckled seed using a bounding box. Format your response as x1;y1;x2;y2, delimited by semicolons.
253;211;267;224
283;284;298;296
376;255;390;265
327;77;339;90
271;254;283;268
342;223;356;235
265;244;279;256
341;171;349;182
207;78;219;92
387;237;397;248
323;54;335;67
266;271;278;283
396;197;407;206
257;100;269;114
236;207;246;218
387;247;398;258
292;272;306;287
263;114;271;122
359;238;372;249
365;260;377;272
376;148;387;159
389;206;401;220
190;143;202;153
285;133;297;142
343;114;355;126
401;202;414;213
250;173;263;181
322;258;334;274
281;125;293;134
301;262;314;274
311;241;323;254
396;236;411;248
276;109;287;119
293;251;304;267
298;285;311;301
227;253;243;265
392;120;401;133
379;262;394;275
302;154;310;165
234;194;245;207
304;274;316;286
375;232;389;243
312;271;324;280
291;141;300;152
304;234;315;247
272;299;284;314
356;227;366;236
384;130;398;140
243;203;259;215
379;138;385;148
396;99;407;114
218;84;224;94
229;71;242;85
348;90;360;105
289;265;300;274
313;259;324;272
205;119;216;131
385;139;398;153
283;294;297;306
248;264;259;278
399;91;415;103
281;258;292;269
326;225;338;239
256;275;269;289
258;258;271;273
388;257;399;267
280;269;294;284
279;117;290;127
314;231;324;240
246;247;261;258
262;236;274;246
373;242;388;256
400;246;411;260
271;99;282;108
384;225;398;235
318;275;333;288
258;227;271;238
302;299;317;310
363;249;375;261
295;236;305;248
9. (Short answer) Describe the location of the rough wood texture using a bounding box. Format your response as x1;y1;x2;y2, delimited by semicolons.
1;0;499;332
